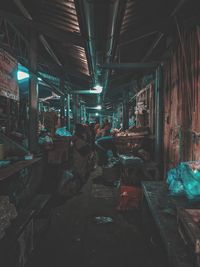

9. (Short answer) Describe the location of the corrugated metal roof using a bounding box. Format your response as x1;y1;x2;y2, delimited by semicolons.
37;0;80;33
34;0;89;78
0;0;90;87
0;0;199;101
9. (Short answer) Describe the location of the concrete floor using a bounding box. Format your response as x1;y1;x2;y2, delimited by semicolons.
27;167;160;267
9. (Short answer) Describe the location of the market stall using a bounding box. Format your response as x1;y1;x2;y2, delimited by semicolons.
0;49;52;265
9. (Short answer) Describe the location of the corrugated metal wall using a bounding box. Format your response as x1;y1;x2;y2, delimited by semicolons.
163;26;200;177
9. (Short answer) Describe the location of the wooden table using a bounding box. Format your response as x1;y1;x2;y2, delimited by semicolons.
142;181;199;267
0;158;41;181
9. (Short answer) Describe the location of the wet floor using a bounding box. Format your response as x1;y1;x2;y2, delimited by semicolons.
27;167;160;267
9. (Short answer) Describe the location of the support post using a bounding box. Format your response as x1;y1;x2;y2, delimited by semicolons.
99;114;103;126
79;104;82;123
66;94;71;131
28;28;38;153
122;90;129;130
83;105;87;123
60;79;65;127
155;65;163;164
73;94;79;125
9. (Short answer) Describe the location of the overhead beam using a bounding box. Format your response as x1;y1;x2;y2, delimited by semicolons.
70;90;100;94
141;32;164;62
13;0;32;20
0;9;84;47
102;62;159;70
118;30;158;47
39;35;62;67
13;0;63;67
170;0;189;17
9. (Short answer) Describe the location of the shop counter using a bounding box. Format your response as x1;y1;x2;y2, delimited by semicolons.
0;158;41;181
142;181;197;267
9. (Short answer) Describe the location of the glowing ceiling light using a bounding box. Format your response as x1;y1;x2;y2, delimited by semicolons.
93;84;103;94
95;113;99;116
96;105;102;110
17;70;29;81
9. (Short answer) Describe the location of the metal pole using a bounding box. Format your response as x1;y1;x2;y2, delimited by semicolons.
79;100;82;123
99;113;103;126
73;94;78;125
83;105;87;123
60;79;65;127
102;62;158;69
28;28;38;153
155;65;163;164
77;95;80;123
122;90;129;130
66;94;71;131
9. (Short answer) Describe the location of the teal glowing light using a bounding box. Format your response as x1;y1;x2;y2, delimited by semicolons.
17;70;29;81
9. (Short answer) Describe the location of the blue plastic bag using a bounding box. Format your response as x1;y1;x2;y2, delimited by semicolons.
167;168;185;196
167;162;200;200
180;162;200;201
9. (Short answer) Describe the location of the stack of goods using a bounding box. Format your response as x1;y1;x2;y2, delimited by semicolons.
115;126;150;137
0;196;17;239
115;127;150;155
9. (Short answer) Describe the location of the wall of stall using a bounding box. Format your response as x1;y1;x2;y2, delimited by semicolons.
163;26;200;176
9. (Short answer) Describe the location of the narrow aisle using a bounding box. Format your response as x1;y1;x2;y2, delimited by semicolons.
27;167;155;267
